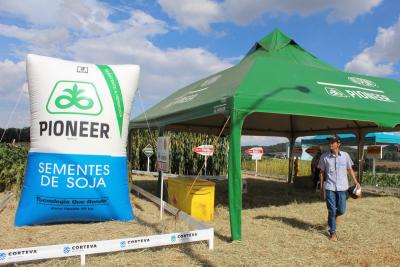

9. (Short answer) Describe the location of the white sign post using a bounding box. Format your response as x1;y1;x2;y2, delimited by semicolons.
245;147;264;175
367;146;383;176
142;144;154;172
157;137;170;220
192;145;214;175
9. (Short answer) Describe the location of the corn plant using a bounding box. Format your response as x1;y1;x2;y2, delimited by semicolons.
129;129;229;175
0;143;28;192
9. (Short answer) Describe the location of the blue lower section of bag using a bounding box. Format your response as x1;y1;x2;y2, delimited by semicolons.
15;152;134;226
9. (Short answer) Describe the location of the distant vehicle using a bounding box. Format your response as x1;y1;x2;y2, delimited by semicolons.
267;152;287;159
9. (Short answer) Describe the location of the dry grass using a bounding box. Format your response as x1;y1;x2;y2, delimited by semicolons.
376;160;400;168
0;174;399;266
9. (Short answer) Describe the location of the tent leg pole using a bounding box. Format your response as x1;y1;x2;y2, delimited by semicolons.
228;111;246;241
288;137;295;183
157;128;164;198
127;129;134;184
357;131;364;184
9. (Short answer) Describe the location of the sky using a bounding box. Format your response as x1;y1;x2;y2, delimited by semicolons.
0;0;399;145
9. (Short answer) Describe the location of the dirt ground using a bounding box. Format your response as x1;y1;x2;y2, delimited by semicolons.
0;174;399;266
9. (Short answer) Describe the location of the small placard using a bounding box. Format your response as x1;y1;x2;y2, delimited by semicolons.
157;137;170;172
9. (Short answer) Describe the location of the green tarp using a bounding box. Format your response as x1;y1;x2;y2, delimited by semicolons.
130;29;400;240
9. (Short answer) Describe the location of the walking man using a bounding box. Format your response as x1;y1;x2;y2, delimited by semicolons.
318;135;360;241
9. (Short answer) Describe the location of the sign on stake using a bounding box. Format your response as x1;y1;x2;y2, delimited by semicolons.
142;144;154;172
192;145;214;175
245;147;264;175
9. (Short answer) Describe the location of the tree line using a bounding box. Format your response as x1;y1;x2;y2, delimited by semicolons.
0;128;30;143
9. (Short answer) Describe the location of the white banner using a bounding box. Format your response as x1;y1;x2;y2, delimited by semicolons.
0;229;213;265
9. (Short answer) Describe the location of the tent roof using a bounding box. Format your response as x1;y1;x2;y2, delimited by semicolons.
130;29;400;137
302;132;400;146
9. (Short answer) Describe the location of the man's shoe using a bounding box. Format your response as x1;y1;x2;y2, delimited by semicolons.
329;233;338;241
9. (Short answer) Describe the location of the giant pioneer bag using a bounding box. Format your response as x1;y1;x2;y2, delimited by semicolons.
15;54;139;226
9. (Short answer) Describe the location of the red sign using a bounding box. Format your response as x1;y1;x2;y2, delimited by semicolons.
192;145;214;156
245;147;264;156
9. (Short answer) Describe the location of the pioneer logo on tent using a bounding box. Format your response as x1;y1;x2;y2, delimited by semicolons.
325;88;348;98
46;81;103;116
348;77;376;88
324;87;393;102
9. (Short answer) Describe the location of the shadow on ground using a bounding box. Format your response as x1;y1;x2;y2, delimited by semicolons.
254;214;327;235
132;175;386;210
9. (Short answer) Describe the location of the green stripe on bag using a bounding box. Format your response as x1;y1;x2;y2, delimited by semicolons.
97;65;124;137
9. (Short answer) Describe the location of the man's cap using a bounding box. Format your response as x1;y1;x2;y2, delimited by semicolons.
327;134;341;143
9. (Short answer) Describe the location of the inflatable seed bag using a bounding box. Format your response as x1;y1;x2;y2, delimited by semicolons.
15;54;139;226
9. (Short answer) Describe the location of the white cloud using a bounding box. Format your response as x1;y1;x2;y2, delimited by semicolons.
241;136;288;146
0;0;115;35
0;3;232;127
158;0;382;33
0;0;62;26
158;0;221;33
345;17;400;76
345;53;394;76
325;0;382;23
0;24;70;56
0;60;26;96
0;60;30;127
66;9;232;109
68;23;232;111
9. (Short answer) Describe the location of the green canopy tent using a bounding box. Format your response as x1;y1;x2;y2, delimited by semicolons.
129;29;400;241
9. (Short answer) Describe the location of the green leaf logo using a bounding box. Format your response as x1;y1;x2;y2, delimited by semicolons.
47;81;102;115
55;84;94;110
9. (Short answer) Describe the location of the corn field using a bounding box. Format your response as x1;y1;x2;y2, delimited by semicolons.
2;136;400;193
241;158;312;176
129;129;229;175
